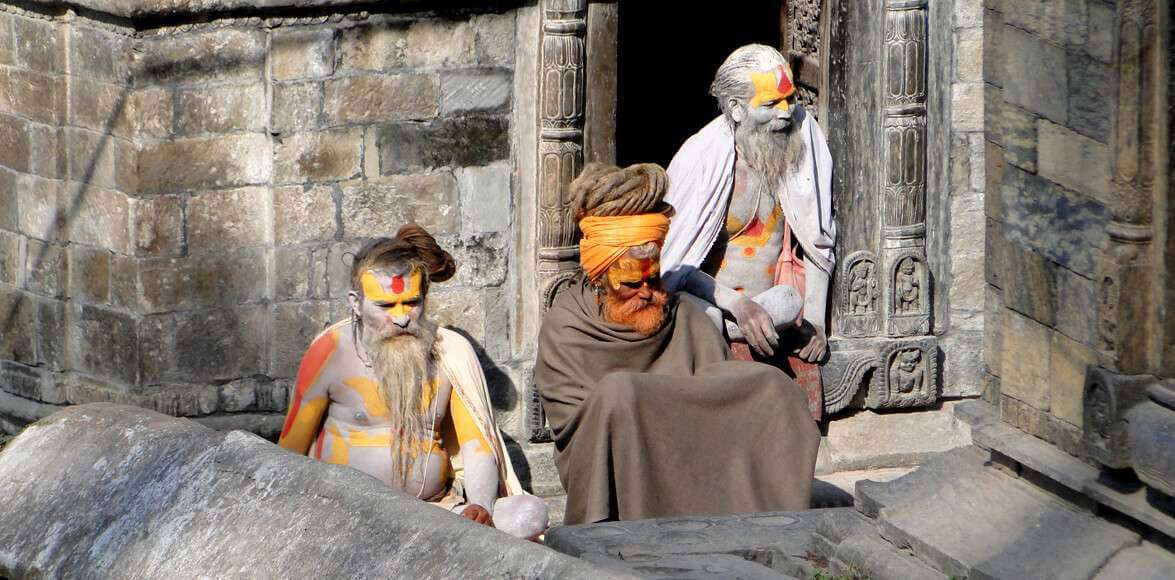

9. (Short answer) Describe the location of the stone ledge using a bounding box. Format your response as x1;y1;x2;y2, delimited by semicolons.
24;0;516;20
955;400;1175;540
0;403;613;578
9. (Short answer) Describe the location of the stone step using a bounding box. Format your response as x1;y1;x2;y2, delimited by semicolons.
857;446;1144;579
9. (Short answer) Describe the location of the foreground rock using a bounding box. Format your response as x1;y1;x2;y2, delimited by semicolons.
0;404;616;579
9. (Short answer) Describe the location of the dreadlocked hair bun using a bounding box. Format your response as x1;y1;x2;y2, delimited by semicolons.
571;162;670;220
350;224;456;289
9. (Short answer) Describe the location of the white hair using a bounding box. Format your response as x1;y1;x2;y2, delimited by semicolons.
710;44;789;118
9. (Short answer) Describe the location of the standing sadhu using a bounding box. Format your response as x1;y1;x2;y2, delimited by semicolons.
536;162;820;525
661;44;837;419
278;224;548;539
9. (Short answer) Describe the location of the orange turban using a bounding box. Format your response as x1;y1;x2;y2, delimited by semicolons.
578;213;670;282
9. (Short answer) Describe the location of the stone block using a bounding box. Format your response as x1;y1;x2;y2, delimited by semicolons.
473;12;515;66
1003;164;1107;277
1066;52;1112;140
135;28;264;86
68;78;132;137
1001;24;1067;124
955;27;983;84
322;241;359;299
983;8;1005;87
271;301;332;379
139;133;272;193
444;233;510;288
187;186;271;254
130;195;183;257
0;13;12;66
65;128;137;193
0;113;30;173
1094;544;1175;580
1055;267;1097;348
983;286;1004;377
0;230;19;287
948;191;985;315
322;74;439;127
1086;1;1115;63
13;15;64;73
271;81;322;133
942;331;984;397
274;184;337;245
968;133;985;192
70;26;131;84
984;140;1006;221
28;123;65;179
951;82;983;132
428;289;487;344
1050;331;1095;428
986;88;1037;172
128;88;172;140
0;168;14;233
1037;119;1111;203
441;70;512;115
18;174;63;242
406;20;475;67
137;313;176;384
0;67;61;125
950;134;971;196
274;129;362;184
0;288;35;364
68;304;138;385
457;162;511;234
377;116;509;174
67;245;111;304
1000;309;1053;411
955;0;982;29
274;246;311;301
109;253;137;311
175;306;267;382
63;185;131;254
24;239;66;299
340;174;459;239
987;220;1057;325
34;297;66;373
338;22;409;71
1003;0;1089;48
139;250;269;314
174;84;266;136
271;29;335;81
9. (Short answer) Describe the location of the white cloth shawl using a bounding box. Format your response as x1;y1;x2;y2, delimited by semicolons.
434;327;526;499
661;108;836;292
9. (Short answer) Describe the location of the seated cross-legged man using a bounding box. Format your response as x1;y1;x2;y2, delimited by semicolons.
536;163;820;525
278;224;548;539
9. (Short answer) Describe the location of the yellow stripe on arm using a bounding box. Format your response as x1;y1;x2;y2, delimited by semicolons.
449;389;493;456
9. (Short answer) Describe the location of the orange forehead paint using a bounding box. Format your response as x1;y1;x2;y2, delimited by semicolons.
749;64;796;110
361;268;423;318
606;256;660;290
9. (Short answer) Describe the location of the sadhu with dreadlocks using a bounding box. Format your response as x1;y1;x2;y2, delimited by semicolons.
278;224;547;538
535;163;820;525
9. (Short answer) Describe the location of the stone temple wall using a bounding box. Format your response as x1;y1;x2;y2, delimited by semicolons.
0;1;525;440
983;0;1120;455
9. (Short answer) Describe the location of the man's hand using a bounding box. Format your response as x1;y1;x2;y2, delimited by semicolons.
730;296;779;357
461;504;495;528
794;321;828;363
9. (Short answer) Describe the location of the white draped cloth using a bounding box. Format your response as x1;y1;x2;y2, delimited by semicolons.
661;109;836;292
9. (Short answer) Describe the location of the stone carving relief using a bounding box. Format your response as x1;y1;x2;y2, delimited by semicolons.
1082;366;1155;469
838;251;880;338
885;251;929;336
894;257;921;314
784;0;823;116
867;338;937;409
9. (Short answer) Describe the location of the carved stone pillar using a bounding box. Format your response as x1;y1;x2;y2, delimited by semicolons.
527;0;587;443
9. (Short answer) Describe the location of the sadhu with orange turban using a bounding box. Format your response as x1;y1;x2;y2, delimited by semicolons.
535;162;820;525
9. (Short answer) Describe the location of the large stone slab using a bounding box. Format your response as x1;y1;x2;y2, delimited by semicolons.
0;404;614;579
856;446;1141;579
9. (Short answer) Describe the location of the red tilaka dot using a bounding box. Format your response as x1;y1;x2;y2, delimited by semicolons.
391;275;405;294
777;64;794;95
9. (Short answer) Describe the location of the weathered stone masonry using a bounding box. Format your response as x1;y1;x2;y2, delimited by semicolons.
0;0;522;439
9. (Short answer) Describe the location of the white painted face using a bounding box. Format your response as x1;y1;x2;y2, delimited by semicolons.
350;265;426;339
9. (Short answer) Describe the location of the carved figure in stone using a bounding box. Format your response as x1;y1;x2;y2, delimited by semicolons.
891;349;923;395
895;257;920;314
535;163;819;524
278;225;547;539
660;44;837;419
849;260;877;315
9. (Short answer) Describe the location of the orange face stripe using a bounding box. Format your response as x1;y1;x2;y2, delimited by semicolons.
280;329;339;439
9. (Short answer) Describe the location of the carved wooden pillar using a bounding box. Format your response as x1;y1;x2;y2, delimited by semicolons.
528;0;587;443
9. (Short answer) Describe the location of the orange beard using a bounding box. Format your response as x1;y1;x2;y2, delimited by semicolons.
603;288;669;337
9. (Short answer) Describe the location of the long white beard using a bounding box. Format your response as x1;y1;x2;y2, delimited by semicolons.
363;325;437;485
735;118;808;198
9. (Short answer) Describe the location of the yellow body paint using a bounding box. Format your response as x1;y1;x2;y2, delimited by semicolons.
342;377;390;419
360;268;423;318
605;255;660;290
749;63;796;110
450;390;492;456
325;422;349;465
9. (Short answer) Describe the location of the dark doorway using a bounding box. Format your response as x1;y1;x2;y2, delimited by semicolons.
616;1;785;168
